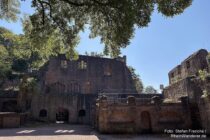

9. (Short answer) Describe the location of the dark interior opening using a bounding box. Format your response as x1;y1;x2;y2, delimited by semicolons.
56;108;69;123
141;111;152;133
39;109;47;117
2;100;17;112
78;109;86;117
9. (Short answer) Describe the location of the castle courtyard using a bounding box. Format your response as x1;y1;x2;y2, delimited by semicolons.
0;123;170;140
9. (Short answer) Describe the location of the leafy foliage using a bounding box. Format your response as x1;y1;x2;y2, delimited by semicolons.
198;69;210;97
12;58;28;72
0;0;20;22
0;0;193;57
21;17;70;68
84;51;105;58
144;85;157;94
198;69;208;81
0;45;11;85
128;66;143;93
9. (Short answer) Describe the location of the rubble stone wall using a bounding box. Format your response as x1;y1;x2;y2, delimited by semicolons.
199;96;210;134
169;49;208;85
96;96;191;133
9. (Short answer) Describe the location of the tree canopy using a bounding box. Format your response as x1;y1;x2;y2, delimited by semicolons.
144;85;157;94
128;66;143;93
0;0;193;57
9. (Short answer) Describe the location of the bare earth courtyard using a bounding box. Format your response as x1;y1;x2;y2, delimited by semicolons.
0;123;172;140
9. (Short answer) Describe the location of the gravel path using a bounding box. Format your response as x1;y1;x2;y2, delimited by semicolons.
0;123;184;140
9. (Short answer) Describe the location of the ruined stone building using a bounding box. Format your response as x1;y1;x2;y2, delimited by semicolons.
163;49;210;133
31;55;137;124
164;49;209;102
0;49;210;134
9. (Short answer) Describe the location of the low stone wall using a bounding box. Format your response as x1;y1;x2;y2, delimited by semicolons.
96;96;192;133
0;112;28;128
0;112;21;128
163;77;203;103
199;96;210;134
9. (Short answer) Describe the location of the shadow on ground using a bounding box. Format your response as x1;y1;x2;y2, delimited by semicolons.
0;123;94;136
0;123;174;140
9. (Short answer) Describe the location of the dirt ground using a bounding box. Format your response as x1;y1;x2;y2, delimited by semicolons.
0;123;191;140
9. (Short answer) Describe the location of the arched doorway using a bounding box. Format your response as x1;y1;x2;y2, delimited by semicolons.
141;111;152;133
79;109;86;117
56;108;69;123
78;109;86;124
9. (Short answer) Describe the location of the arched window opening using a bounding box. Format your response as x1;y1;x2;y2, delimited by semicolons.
78;109;86;117
61;60;68;68
78;60;87;70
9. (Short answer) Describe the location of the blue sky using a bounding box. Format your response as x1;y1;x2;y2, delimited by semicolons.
0;0;210;90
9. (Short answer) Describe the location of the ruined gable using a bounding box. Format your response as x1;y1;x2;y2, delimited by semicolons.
38;55;137;95
169;49;208;85
164;49;209;102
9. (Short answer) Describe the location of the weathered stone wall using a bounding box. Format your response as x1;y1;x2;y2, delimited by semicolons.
169;49;208;85
199;96;210;134
31;55;137;124
163;77;203;103
96;96;191;133
0;92;18;112
31;92;97;124
31;93;79;123
164;49;209;103
164;49;210;133
0;112;20;128
38;55;136;95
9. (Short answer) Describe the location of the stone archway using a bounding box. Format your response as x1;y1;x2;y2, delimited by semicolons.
56;108;69;123
141;111;152;133
78;109;86;117
78;109;86;124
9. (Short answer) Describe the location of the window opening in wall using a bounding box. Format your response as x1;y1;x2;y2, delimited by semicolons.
178;66;181;74
78;109;86;124
104;64;112;76
61;60;68;68
78;60;87;69
56;108;69;123
78;109;86;117
186;61;190;69
171;72;174;78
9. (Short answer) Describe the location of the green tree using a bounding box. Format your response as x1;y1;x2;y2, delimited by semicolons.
128;66;143;93
84;51;105;58
198;69;210;97
0;45;11;86
0;0;20;22
1;0;192;57
0;27;19;84
144;86;157;94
